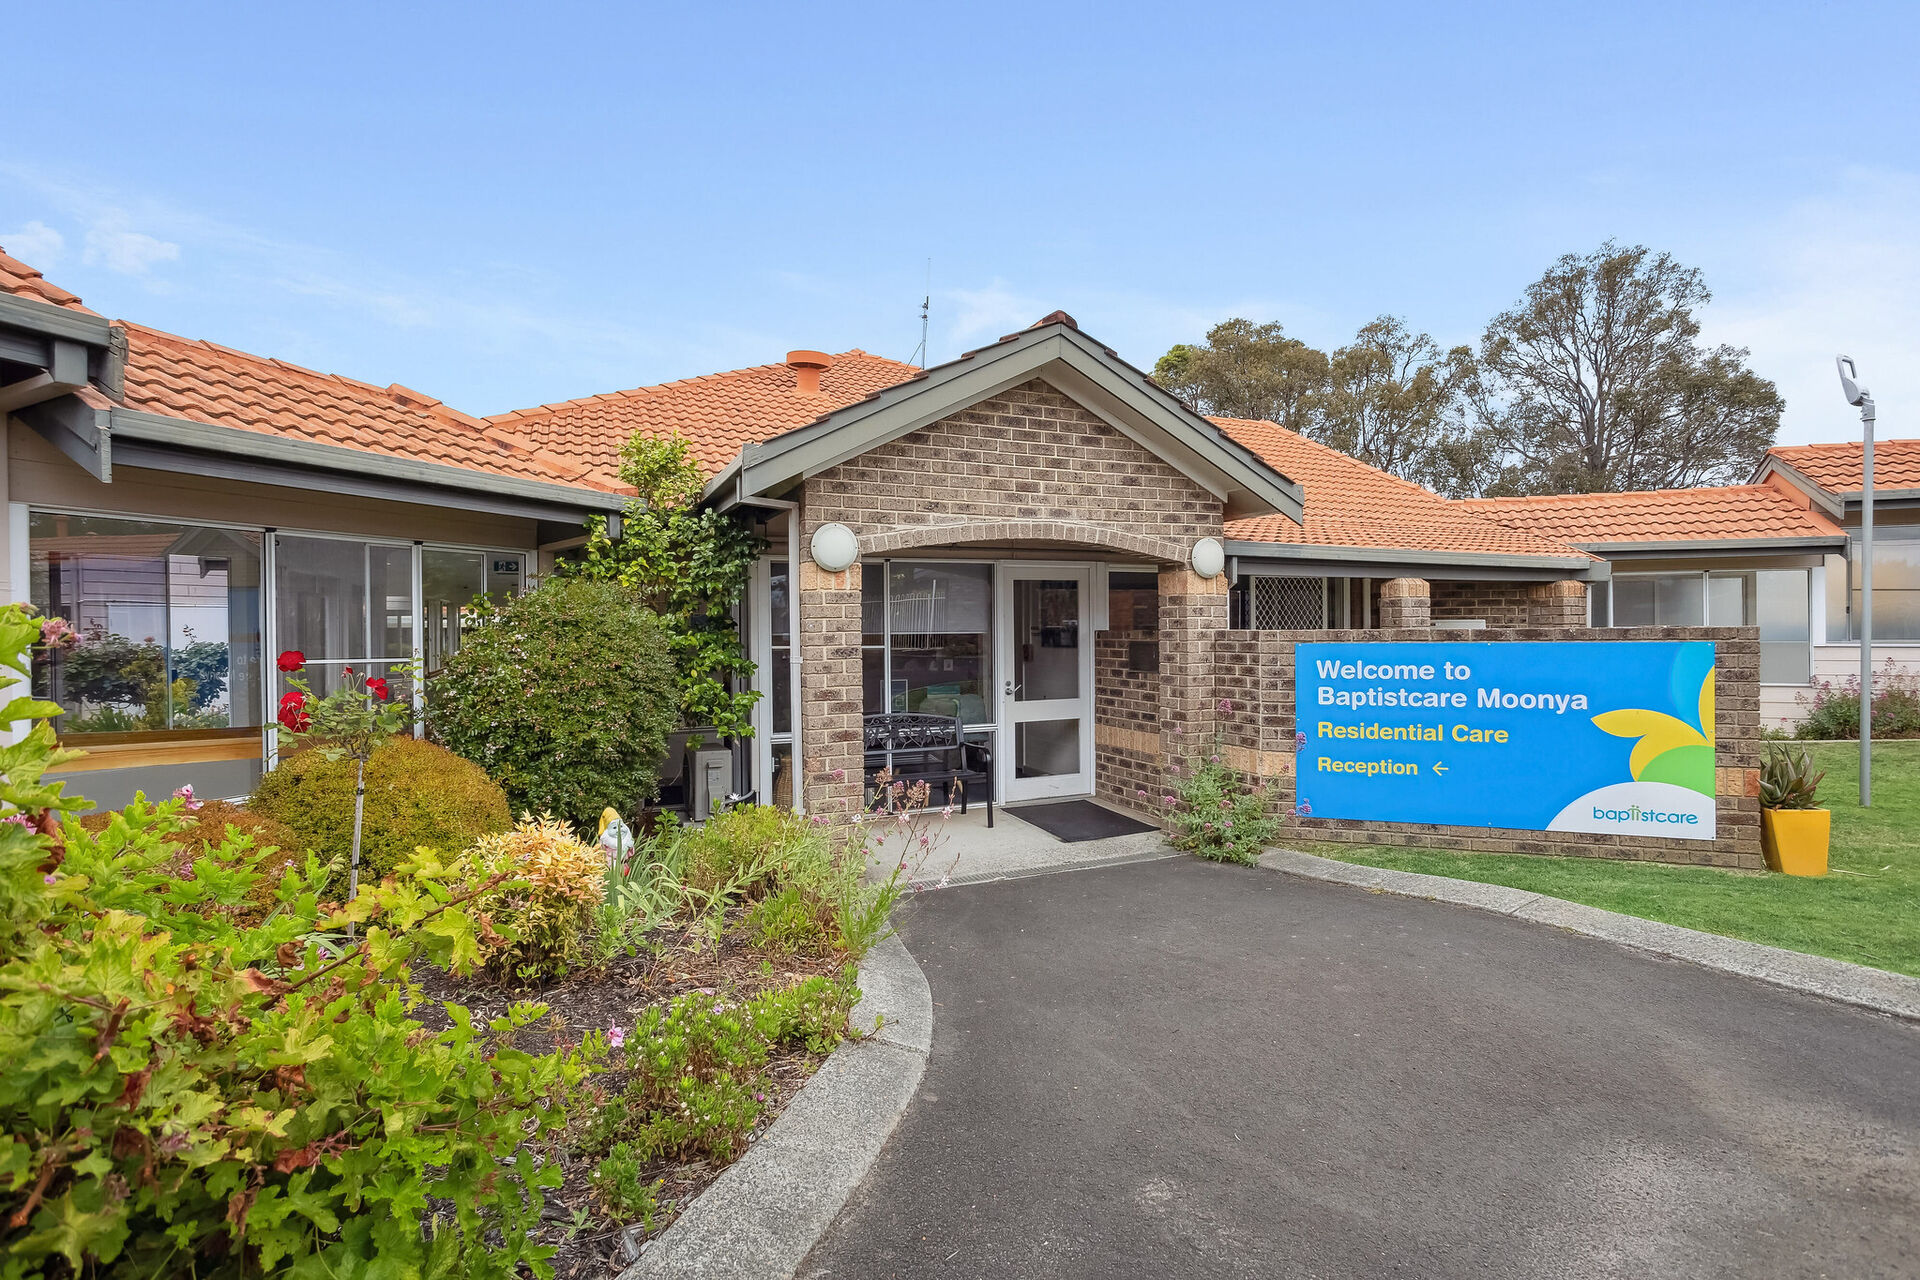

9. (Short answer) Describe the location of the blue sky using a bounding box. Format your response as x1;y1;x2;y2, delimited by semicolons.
3;1;1915;445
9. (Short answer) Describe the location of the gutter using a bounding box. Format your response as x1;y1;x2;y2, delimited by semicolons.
1576;535;1848;555
1226;539;1605;578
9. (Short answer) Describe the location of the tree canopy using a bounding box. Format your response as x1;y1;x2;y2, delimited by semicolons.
1154;241;1782;498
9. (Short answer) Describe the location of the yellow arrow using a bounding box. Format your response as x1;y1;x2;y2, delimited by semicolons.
1433;761;1449;775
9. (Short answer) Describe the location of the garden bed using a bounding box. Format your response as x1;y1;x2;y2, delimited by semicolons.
411;907;861;1277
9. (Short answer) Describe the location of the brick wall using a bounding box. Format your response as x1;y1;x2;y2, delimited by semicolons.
801;378;1220;546
1430;580;1530;626
1095;630;1160;811
1213;626;1764;870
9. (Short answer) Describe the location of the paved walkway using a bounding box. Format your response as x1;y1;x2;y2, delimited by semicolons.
917;803;1172;885
803;857;1920;1280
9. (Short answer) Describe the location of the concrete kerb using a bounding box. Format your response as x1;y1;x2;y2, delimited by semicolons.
1259;846;1920;1023
617;932;932;1280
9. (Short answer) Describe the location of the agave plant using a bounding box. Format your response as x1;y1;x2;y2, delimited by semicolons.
1760;745;1826;810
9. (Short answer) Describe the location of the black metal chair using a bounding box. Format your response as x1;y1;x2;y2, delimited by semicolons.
863;712;994;827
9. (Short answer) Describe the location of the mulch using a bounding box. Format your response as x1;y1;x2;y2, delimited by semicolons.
409;908;855;1278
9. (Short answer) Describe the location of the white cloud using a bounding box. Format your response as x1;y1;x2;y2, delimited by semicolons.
82;220;181;275
2;219;65;265
1704;168;1920;446
944;279;1051;345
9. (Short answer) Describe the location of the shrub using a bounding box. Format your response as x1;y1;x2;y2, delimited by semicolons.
0;602;587;1278
251;735;509;882
430;579;679;831
463;814;608;981
589;1143;663;1227
744;885;832;955
1795;659;1920;740
1167;707;1280;866
584;971;859;1168
676;803;827;899
79;797;304;923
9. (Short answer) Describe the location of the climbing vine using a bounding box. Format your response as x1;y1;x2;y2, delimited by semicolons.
556;432;764;741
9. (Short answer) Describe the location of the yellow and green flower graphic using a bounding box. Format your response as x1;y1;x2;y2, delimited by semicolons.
1590;650;1716;798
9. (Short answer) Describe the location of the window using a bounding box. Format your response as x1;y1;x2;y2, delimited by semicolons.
421;548;524;675
1829;536;1920;642
30;513;264;738
1756;569;1811;684
1605;569;1811;684
1613;574;1704;627
861;562;994;725
1588;580;1611;627
1248;576;1328;629
273;535;416;700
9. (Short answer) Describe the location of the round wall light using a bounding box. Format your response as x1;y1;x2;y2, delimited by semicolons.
810;522;860;573
1191;536;1226;580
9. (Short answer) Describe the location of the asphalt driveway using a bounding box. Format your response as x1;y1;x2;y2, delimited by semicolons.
802;857;1920;1279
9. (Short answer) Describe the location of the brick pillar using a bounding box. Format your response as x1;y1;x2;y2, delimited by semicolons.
1158;566;1230;785
798;559;866;820
1528;578;1588;628
1377;577;1431;628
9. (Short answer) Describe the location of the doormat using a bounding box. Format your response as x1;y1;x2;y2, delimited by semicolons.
1009;799;1158;843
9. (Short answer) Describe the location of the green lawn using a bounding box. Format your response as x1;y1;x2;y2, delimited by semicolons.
1299;740;1920;977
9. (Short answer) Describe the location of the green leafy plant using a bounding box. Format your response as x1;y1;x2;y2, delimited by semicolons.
79;797;304;924
744;885;831;955
554;432;764;740
1166;702;1279;866
458;814;608;982
0;602;592;1278
582;972;859;1171
1760;744;1827;810
588;1143;663;1227
274;651;415;904
250;735;509;884
429;578;678;831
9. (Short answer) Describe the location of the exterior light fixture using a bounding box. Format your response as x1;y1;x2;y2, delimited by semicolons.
1191;536;1226;579
809;522;860;573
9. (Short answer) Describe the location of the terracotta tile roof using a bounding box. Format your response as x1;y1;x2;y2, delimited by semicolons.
0;245;97;314
1212;418;1594;561
1766;439;1920;494
118;323;619;492
1462;485;1844;545
487;350;921;484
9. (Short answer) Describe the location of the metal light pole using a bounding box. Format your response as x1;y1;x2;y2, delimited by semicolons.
1837;356;1875;806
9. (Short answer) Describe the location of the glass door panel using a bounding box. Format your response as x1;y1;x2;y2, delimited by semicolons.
998;567;1093;801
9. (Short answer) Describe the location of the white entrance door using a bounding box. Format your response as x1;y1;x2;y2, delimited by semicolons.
996;566;1095;802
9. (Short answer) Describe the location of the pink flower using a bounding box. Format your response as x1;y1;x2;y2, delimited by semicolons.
1209;755;1221;763
1217;698;1234;713
1203;822;1215;832
811;813;830;825
831;768;847;782
1162;794;1177;806
171;784;204;812
43;873;57;885
38;617;76;649
941;804;953;819
608;1024;625;1049
1222;820;1233;830
2;814;31;830
1135;788;1148;798
896;810;911;825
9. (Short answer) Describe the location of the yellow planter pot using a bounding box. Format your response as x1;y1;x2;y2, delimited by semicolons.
1761;808;1831;877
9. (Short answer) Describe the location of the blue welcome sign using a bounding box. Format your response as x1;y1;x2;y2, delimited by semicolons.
1294;641;1718;840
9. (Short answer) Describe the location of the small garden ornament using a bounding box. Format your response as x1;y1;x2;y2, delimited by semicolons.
276;650;414;918
1759;743;1830;876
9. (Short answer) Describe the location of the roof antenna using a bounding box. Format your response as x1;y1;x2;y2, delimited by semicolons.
908;258;930;368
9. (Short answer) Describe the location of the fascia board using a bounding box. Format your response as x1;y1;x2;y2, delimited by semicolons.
108;408;628;513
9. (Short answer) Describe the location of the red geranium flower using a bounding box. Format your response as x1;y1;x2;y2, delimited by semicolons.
276;650;305;673
277;690;310;732
366;677;390;702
